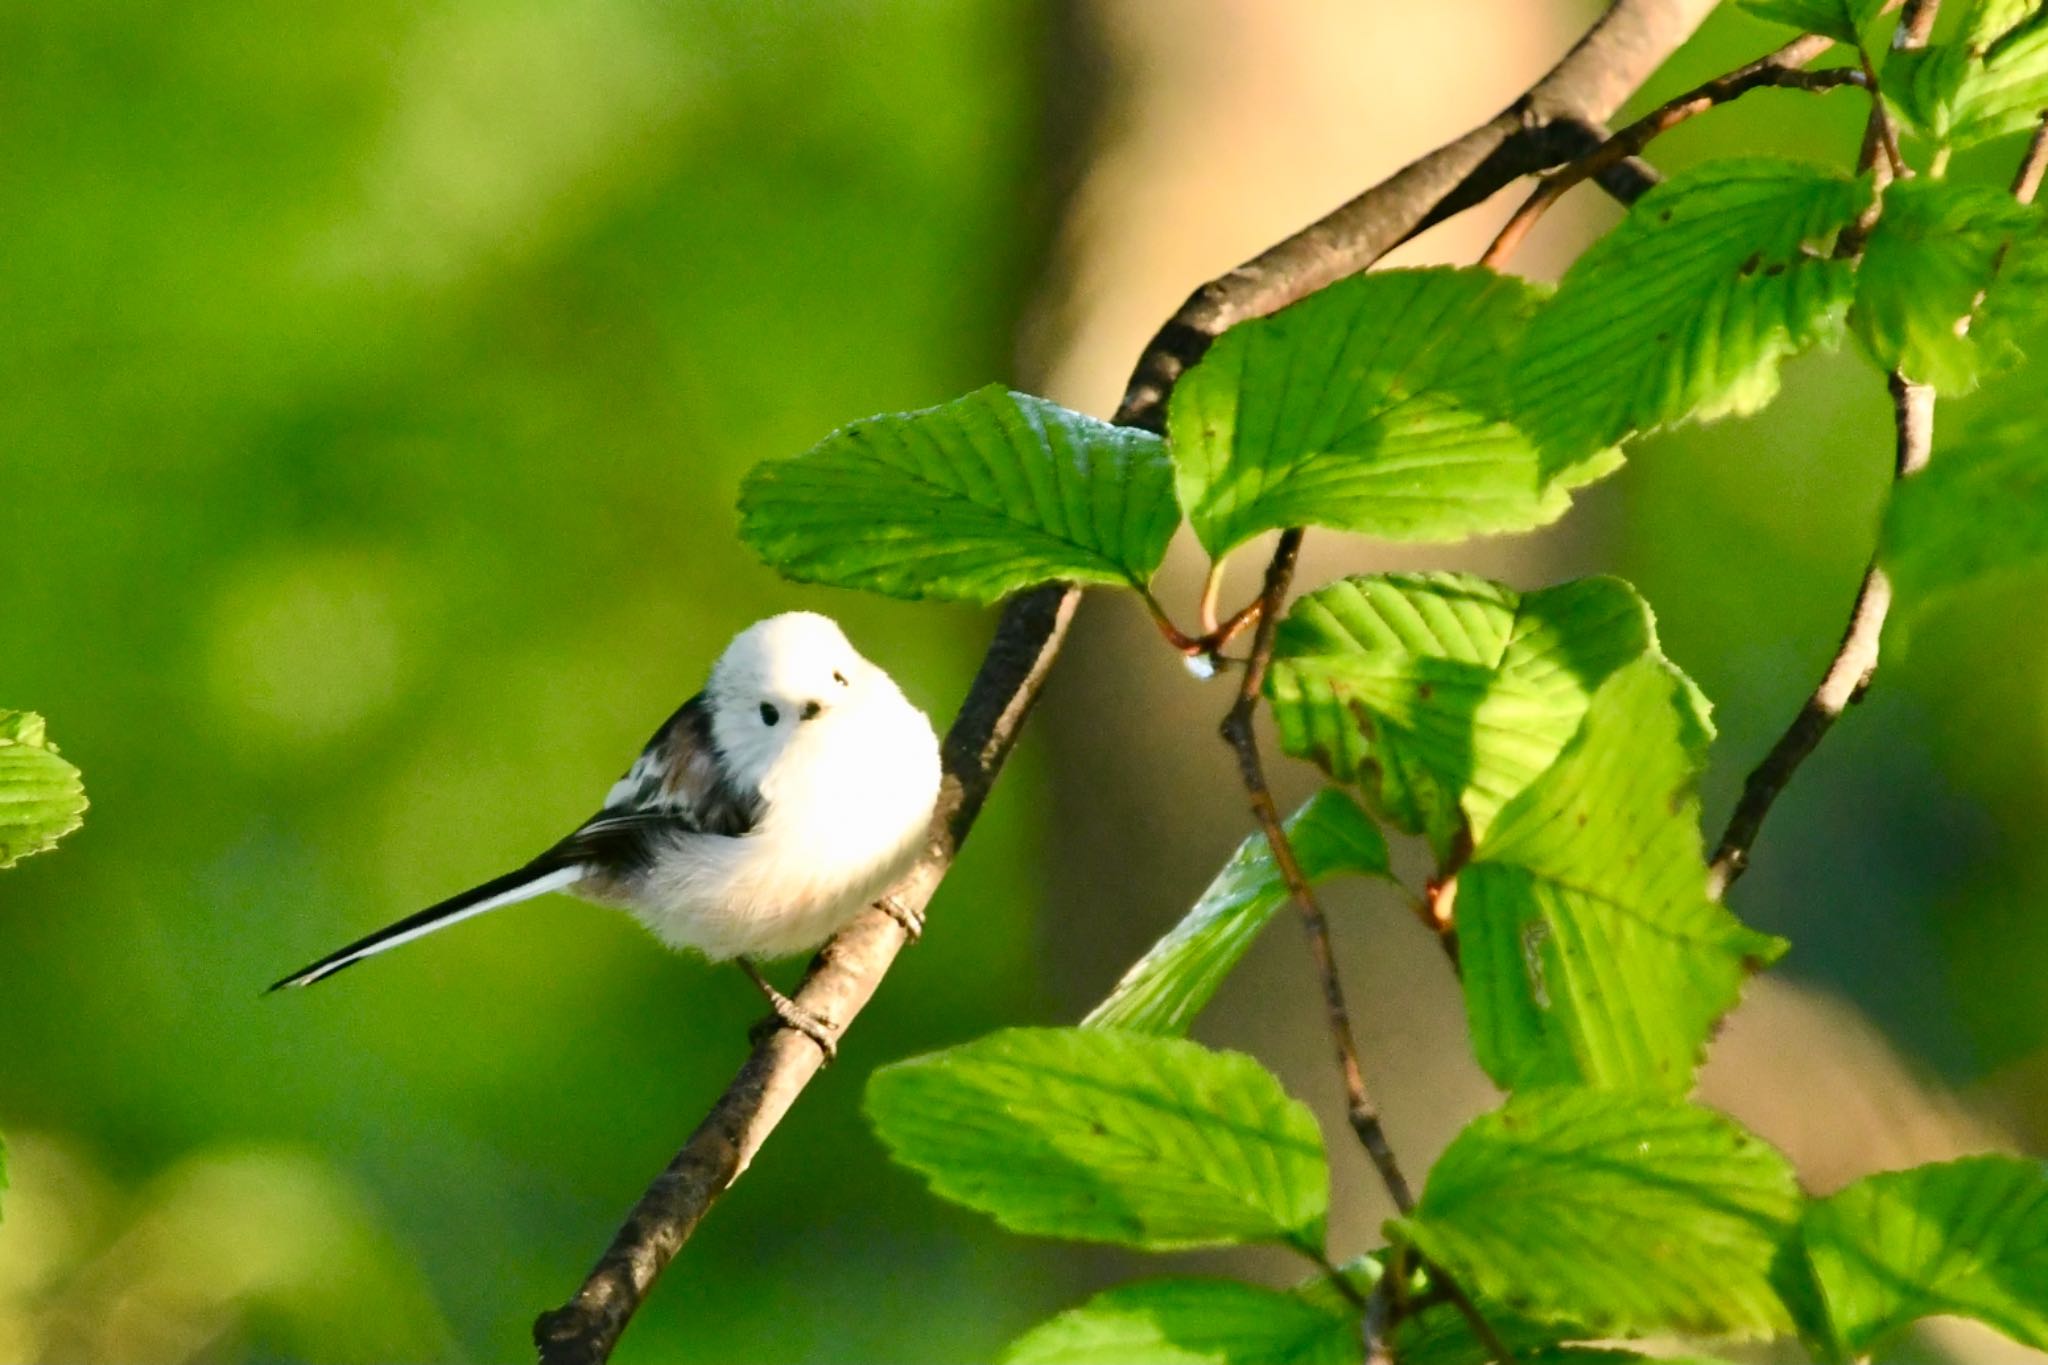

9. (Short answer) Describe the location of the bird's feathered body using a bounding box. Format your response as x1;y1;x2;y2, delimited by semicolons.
271;612;941;990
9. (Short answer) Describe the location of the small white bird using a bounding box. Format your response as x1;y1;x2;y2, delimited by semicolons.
271;612;943;1052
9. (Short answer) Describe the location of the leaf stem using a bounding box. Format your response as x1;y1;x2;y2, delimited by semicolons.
1138;583;1207;655
1197;556;1229;636
1481;35;1852;269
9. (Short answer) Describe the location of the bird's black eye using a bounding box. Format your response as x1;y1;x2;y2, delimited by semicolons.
759;702;780;727
832;670;848;686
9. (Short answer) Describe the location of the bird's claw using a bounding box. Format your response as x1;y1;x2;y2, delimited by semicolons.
749;991;839;1061
879;894;925;942
739;958;839;1060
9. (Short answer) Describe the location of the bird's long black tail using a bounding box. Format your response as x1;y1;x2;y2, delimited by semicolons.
268;862;584;991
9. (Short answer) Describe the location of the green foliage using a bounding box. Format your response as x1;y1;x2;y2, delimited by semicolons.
1458;660;1785;1094
1168;268;1612;558
1391;1089;1805;1339
0;710;86;870
1737;0;1890;44
1514;160;1865;468
1851;180;2048;392
1888;4;2048;149
1266;573;1704;859
1882;423;2048;620
738;385;1180;603
1084;790;1388;1037
865;1028;1327;1251
1001;1279;1356;1365
1802;1156;2048;1359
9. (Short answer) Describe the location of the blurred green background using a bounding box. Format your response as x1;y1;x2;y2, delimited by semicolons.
2;2;2044;1362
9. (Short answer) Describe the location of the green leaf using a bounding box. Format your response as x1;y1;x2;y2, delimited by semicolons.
1852;179;2048;392
1458;660;1783;1095
1392;1089;1805;1339
1882;425;2048;621
1266;573;1706;859
1888;5;2048;149
1002;1279;1357;1365
0;710;87;870
737;385;1180;603
1513;159;1865;470
1738;0;1889;43
1804;1156;2048;1358
1168;267;1612;559
1085;791;1389;1037
866;1028;1328;1251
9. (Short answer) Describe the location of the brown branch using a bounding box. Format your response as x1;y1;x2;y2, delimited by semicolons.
1221;530;1417;1214
1118;0;1721;420
1481;35;1850;269
531;3;1722;1359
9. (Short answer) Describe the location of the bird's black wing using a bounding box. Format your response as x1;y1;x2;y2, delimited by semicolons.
551;694;764;875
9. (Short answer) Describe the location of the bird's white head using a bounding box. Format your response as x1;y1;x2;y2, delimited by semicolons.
704;611;917;794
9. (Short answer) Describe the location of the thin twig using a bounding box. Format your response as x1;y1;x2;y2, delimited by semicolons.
1481;35;1847;268
1220;530;1417;1213
1897;0;1942;50
1708;374;1932;897
1857;46;1909;179
1706;3;1948;897
2013;114;2048;204
1428;1254;1519;1365
1364;1278;1395;1365
532;3;1723;1358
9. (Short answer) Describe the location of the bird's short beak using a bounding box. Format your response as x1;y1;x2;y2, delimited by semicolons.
800;700;825;721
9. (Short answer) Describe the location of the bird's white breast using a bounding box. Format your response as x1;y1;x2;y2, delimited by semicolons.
623;689;941;960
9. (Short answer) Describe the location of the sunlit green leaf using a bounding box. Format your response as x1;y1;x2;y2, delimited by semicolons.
1392;1089;1805;1339
866;1028;1327;1251
1458;661;1782;1094
1852;179;2048;392
1888;5;2048;149
738;385;1180;602
1168;268;1612;558
1514;160;1865;470
1804;1156;2048;1359
1882;424;2048;621
0;710;87;870
1002;1279;1357;1365
1266;573;1705;859
1085;790;1389;1038
1737;0;1889;43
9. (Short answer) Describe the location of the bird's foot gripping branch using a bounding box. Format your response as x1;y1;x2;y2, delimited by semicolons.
541;1;2048;1362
